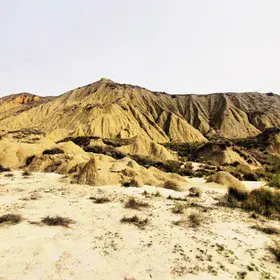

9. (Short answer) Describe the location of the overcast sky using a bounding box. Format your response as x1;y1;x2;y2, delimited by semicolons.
1;0;279;97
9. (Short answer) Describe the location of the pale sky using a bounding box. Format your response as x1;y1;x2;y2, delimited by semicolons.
1;0;279;97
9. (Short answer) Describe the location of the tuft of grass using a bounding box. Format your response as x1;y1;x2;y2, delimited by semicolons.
269;241;280;262
89;196;111;204
188;187;202;197
163;180;182;191
171;203;186;214
251;225;279;235
41;216;74;227
0;214;22;225
124;197;149;210
4;173;14;177
188;212;202;228
22;170;31;176
120;215;148;229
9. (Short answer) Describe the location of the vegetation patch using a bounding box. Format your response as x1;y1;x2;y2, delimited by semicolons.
226;187;280;218
251;225;279;235
89;196;111;204
43;148;64;155
120;215;148;229
0;214;22;225
0;165;10;172
41;216;74;227
163;180;183;191
124;197;149;210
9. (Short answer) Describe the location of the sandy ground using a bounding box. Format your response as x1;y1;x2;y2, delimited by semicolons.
0;172;279;280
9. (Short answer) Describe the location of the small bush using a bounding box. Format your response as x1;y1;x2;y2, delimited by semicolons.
43;148;64;155
251;225;279;235
85;146;126;160
163;180;182;191
41;216;74;227
188;187;202;197
228;186;249;201
188;212;202;228
89;196;110;204
25;155;36;166
22;170;31;176
124;197;149;210
122;178;141;188
0;165;10;172
171;203;185;214
120;215;148;229
0;214;22;225
269;241;280;262
4;173;14;177
268;173;280;188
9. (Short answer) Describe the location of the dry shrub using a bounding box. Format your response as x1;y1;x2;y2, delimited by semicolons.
188;187;202;197
122;178;141;188
22;170;31;176
163;180;182;191
228;186;249;201
4;173;14;177
251;225;279;235
89;196;111;204
0;214;22;225
124;197;149;210
41;216;74;227
269;241;280;262
188;212;202;228
227;187;280;218
171;203;185;214
120;215;148;229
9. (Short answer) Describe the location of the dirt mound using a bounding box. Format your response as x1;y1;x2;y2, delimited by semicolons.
117;135;176;161
206;171;246;189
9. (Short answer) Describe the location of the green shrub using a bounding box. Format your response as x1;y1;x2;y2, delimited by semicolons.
227;187;280;217
85;146;126;160
43;148;64;155
268;173;280;188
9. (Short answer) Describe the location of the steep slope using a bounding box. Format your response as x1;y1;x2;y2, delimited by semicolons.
0;79;279;142
0;93;51;122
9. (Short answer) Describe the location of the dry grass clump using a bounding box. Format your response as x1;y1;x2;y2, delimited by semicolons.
227;187;280;217
0;165;10;172
89;196;111;204
251;225;279;235
162;180;182;191
120;215;148;229
122;178;141;188
269;241;280;262
171;203;186;214
188;187;202;197
173;212;202;228
42;148;64;155
188;212;202;228
124;197;149;210
4;173;14;177
41;216;74;227
0;214;22;225
22;170;32;176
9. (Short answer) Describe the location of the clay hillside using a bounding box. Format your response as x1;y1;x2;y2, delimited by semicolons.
1;78;280;187
1;78;280;141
